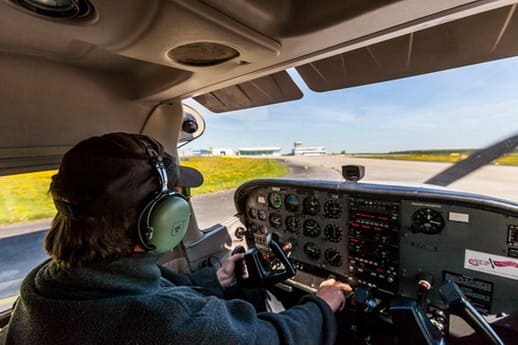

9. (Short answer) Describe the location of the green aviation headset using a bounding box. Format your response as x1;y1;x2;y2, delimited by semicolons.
135;136;192;253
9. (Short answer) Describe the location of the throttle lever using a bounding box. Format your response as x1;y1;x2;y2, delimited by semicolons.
439;280;504;345
237;233;296;288
417;272;434;312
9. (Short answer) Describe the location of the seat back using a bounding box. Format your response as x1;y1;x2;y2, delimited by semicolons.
0;326;6;344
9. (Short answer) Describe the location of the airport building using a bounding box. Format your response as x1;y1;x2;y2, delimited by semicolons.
238;147;281;156
211;148;234;156
292;141;327;156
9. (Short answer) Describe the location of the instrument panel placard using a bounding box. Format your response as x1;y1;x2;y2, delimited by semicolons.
464;249;518;280
443;271;493;314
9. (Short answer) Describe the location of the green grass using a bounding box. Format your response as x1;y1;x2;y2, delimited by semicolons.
0;157;288;225
181;156;288;194
496;154;518;166
0;170;56;224
354;151;518;166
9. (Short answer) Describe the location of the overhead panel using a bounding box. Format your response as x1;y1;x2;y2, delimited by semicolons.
193;70;303;113
296;4;518;92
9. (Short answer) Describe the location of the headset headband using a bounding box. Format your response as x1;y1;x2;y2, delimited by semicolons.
136;136;169;193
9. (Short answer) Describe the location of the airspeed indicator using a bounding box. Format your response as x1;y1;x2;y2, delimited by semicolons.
269;192;282;209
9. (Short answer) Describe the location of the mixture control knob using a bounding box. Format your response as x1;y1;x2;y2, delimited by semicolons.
387;276;394;284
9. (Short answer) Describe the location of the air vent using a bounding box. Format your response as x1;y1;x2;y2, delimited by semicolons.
10;0;93;19
168;42;240;67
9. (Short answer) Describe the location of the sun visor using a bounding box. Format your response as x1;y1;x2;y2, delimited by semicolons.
297;4;518;92
193;70;303;113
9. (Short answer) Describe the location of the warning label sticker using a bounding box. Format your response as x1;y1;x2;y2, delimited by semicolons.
464;249;518;280
443;271;493;314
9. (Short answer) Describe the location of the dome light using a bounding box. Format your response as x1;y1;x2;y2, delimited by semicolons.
10;0;93;19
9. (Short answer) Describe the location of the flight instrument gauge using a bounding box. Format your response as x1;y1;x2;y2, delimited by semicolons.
303;196;321;216
269;192;282;209
248;208;257;219
411;208;445;234
323;200;343;219
324;224;343;242
285;216;301;233
285;194;301;212
269;214;283;229
324;248;343;267
257;209;267;221
304;242;321;259
303;219;321;237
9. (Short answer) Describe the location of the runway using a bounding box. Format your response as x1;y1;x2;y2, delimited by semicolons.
284;156;518;202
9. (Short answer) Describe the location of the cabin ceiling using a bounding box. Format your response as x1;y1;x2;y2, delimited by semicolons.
3;0;516;106
1;0;518;173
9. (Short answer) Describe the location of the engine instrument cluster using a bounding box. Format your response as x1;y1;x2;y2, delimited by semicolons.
236;179;518;314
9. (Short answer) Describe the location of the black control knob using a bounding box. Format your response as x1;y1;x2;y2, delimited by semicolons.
416;272;434;311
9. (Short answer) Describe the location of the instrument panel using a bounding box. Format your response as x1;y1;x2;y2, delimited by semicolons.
235;178;518;314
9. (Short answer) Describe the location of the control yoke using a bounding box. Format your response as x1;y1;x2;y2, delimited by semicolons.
236;233;296;288
390;280;505;345
439;280;504;345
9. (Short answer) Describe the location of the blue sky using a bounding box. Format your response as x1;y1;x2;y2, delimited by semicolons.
185;57;518;154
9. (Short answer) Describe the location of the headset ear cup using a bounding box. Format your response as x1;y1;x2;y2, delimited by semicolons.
145;194;191;253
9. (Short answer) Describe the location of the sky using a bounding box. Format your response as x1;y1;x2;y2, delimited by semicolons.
184;57;518;154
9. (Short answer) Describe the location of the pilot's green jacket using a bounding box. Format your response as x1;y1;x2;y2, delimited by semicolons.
4;254;336;345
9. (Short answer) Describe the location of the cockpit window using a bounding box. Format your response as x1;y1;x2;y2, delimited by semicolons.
187;57;518;203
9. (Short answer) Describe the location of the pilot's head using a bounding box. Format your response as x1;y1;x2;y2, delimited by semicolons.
46;132;203;269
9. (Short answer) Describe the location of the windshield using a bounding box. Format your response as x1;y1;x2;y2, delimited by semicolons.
184;57;518;205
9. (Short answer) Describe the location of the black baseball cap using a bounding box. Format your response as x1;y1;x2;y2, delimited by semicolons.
50;132;203;217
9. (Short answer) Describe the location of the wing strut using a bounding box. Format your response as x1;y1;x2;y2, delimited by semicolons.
425;133;518;186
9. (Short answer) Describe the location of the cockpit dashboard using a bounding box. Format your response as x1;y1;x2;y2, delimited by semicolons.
234;178;518;315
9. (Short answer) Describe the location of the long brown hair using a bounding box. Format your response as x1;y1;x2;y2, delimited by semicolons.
45;209;138;269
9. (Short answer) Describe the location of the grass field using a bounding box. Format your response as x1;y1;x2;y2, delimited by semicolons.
354;151;518;166
0;157;288;225
181;156;288;194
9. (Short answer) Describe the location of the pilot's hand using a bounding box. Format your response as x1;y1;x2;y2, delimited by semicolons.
216;253;245;287
316;279;353;312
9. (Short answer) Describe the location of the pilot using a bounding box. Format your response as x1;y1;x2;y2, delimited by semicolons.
4;132;351;345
